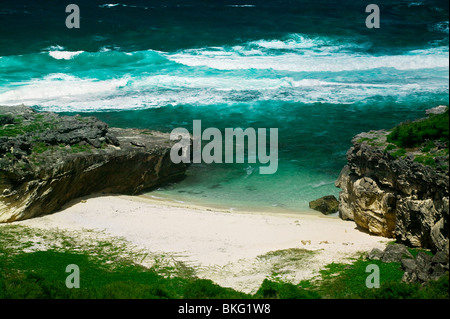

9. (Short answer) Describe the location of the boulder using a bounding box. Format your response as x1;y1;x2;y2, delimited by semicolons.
426;105;448;115
309;195;339;215
381;244;413;263
432;251;448;265
401;250;449;284
367;243;448;284
367;247;384;261
401;258;417;273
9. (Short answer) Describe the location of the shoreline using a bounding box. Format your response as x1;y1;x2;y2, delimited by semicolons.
137;192;334;219
11;193;392;293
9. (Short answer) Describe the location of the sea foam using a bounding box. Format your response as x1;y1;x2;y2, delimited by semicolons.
0;34;447;112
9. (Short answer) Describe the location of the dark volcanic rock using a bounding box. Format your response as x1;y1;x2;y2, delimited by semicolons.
367;243;449;284
401;249;449;284
0;105;190;222
309;195;339;215
367;247;384;261
368;244;413;263
381;244;413;263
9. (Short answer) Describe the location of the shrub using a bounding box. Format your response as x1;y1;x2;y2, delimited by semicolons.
414;154;437;167
384;144;397;153
421;140;436;152
387;109;449;148
390;148;407;159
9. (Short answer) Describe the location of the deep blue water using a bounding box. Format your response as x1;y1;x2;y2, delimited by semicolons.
0;0;448;212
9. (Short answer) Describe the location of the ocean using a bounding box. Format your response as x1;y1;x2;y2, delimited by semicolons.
0;0;448;213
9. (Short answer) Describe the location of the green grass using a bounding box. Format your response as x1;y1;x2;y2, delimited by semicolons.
386;109;449;149
384;144;397;153
1;250;186;299
383;110;449;166
357;137;376;143
0;114;58;138
390;148;407;159
68;143;93;154
1;225;448;299
414;153;437;167
315;258;404;298
31;142;50;154
0;247;249;299
0;225;249;299
254;279;320;299
421;140;436;153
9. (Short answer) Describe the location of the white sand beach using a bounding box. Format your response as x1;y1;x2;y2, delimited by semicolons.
16;194;391;293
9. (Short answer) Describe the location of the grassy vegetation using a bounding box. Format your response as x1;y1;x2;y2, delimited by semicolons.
0;225;448;299
414;153;437;167
68;143;93;154
254;279;320;299
277;255;448;299
0;114;57;138
382;109;449;167
390;148;407;159
384;144;397;153
0;250;250;299
1;112;98;162
0;225;248;299
31;142;49;154
386;109;449;149
356;137;376;144
314;258;404;298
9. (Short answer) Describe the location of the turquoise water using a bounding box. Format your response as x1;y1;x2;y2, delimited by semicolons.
0;0;448;212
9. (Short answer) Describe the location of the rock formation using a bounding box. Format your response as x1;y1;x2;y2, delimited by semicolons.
336;107;449;253
309;195;339;215
367;244;449;284
0;105;189;222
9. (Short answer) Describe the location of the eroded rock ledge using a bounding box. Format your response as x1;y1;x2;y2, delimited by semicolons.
336;107;449;253
0;105;189;222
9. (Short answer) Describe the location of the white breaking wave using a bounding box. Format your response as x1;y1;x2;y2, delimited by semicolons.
167;45;449;72
0;74;132;109
0;72;446;112
0;34;448;112
43;45;85;60
247;34;369;51
99;3;150;9
165;34;449;72
48;50;84;60
226;4;255;7
99;3;120;8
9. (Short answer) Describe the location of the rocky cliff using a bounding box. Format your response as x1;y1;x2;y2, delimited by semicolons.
0;105;189;222
336;107;449;253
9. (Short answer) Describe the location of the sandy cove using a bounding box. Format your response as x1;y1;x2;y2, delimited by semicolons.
16;194;391;294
